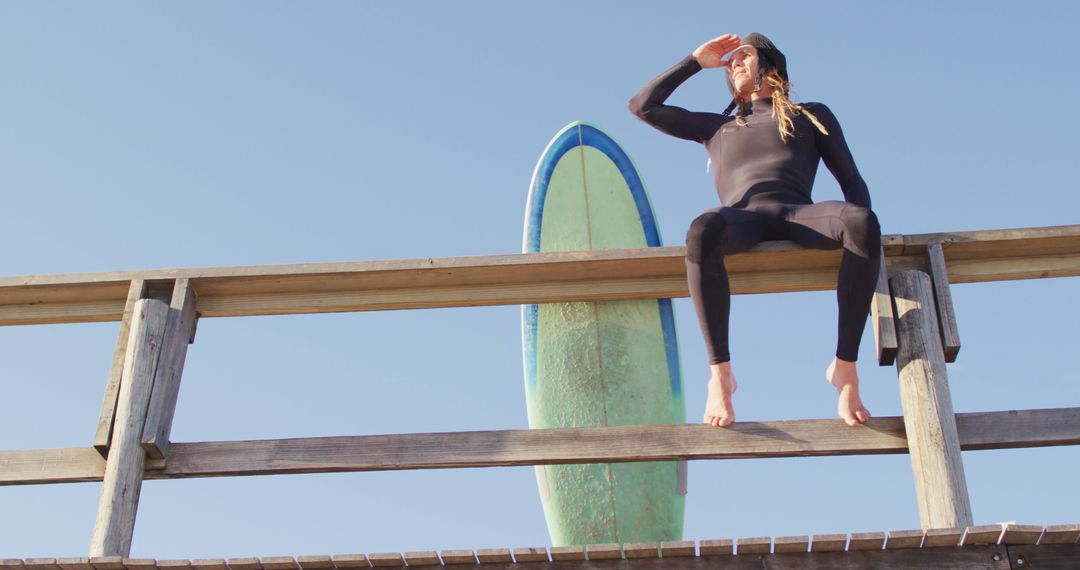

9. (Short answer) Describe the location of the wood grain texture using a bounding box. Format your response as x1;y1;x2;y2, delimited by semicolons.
1007;544;1080;569
509;548;548;563
2;225;1078;325
473;550;512;564
5;407;1078;486
735;537;771;555
622;543;658;559
93;280;147;457
1040;524;1080;544
142;279;198;460
885;530;925;549
772;536;808;553
1000;524;1044;545
926;243;961;362
659;541;696;557
86;557;123;570
89;299;170;557
847;532;885;551
891;270;973;531
923;528;963;548
810;534;846;552
961;525;1003;545
872;249;899;365
697;540;733;556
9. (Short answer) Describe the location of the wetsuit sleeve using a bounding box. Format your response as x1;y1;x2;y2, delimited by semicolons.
628;55;723;144
810;103;872;209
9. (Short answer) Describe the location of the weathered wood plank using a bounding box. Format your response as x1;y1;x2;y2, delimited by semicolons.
584;545;620;560
473;549;512;564
847;532;885;551
188;560;228;570
1040;524;1080;544
735;537;771;555
328;555;367;568
1000;524;1043;545
697;540;733;556
926;243;961;362
923;528;963;548
400;552;437;567
660;541;696;557
438;551;476;566
548;547;584;562
93;280;147;458
885;529;924;549
872;249;899;366
1007;544;1080;569
2;225;1078;325
809;534;846;552
891;269;973;530
4;407;1079;485
508;548;547;563
773;536;808;553
622;543;658;559
142;279;198;460
89;299;170;557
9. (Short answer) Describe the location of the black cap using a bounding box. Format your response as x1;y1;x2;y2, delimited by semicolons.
741;32;788;82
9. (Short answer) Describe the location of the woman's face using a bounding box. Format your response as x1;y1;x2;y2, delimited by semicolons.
728;46;759;95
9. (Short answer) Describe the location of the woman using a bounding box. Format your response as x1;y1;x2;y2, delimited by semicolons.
628;33;880;428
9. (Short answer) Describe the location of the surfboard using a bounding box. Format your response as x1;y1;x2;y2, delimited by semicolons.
521;121;686;547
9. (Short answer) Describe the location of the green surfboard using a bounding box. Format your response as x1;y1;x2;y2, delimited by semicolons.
521;121;686;546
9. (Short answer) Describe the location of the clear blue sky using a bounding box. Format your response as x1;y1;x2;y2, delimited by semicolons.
2;0;1078;558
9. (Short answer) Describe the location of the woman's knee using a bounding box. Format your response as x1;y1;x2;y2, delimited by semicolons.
841;205;881;258
686;210;727;263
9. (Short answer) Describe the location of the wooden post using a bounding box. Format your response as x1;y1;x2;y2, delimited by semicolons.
889;269;973;530
926;242;961;362
93;280;147;457
142;278;198;459
89;298;170;557
872;246;899;366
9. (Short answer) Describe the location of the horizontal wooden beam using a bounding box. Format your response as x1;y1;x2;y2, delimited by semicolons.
2;525;1077;567
0;225;1077;325
2;407;1077;486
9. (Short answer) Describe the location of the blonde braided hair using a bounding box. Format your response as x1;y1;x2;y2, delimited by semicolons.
731;69;829;143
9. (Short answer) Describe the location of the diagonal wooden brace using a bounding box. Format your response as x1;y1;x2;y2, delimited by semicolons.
872;246;899;366
141;278;199;460
926;242;961;362
93;280;147;458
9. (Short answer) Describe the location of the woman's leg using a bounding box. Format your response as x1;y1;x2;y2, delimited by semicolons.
685;206;768;427
779;201;881;426
684;206;769;364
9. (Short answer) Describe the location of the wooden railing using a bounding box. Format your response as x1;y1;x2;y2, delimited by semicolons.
1;224;1079;558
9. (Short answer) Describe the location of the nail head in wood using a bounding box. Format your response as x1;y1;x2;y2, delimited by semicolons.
548;546;584;562
698;539;733;556
809;534;846;552
848;532;885;550
885;530;924;549
735;537;771;555
659;541;695;557
474;549;512;564
401;553;438;567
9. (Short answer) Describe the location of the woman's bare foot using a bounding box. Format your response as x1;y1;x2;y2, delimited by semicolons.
704;362;737;427
825;358;871;426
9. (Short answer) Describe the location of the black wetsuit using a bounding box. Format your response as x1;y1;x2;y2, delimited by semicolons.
629;55;881;364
